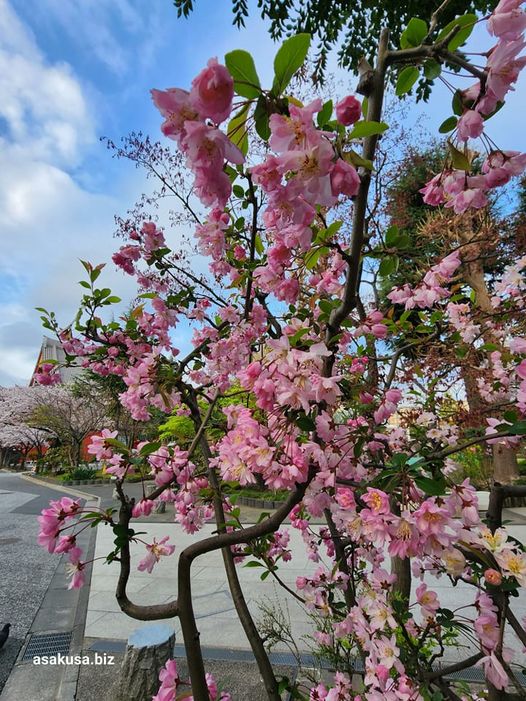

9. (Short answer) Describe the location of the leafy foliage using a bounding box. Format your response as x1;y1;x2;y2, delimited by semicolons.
173;0;495;94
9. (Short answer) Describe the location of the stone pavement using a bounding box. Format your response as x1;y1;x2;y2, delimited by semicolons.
86;522;315;651
0;472;98;701
86;517;526;661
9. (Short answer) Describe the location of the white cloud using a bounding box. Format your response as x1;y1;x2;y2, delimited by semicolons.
0;3;94;166
0;0;138;386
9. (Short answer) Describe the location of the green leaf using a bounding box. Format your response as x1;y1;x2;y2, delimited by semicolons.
139;441;162;456
437;14;477;52
289;327;310;346
316;99;333;127
503;410;518;423
423;59;441;81
104;437;129;452
296;415;316;432
244;560;264;568
400;18;428;48
448;142;471;171
304;246;329;270
254;94;270;141
395;66;419;97
272;33;311;95
439;116;458;133
224;49;261;99
452;90;463;116
106;296;121;304
349;120;389;139
90;267;102;283
254;233;264;255
353;437;365;458
318;299;334;314
415;476;446;496
379;255;399;277
385;225;399;247
277;678;290;694
314;219;342;244
345;151;373;171
227;105;249;156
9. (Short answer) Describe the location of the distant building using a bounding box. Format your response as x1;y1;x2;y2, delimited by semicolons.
29;336;84;386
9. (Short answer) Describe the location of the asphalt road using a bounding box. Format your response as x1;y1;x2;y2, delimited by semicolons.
0;471;81;693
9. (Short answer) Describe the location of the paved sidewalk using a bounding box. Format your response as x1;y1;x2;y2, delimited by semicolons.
86;519;526;661
86;522;314;650
0;475;98;701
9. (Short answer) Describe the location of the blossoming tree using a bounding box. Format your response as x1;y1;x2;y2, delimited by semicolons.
36;2;526;699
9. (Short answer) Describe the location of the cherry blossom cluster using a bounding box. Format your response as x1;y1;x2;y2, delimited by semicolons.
37;497;86;589
250;97;360;303
153;658;231;701
387;250;461;309
151;59;243;208
421;1;526;212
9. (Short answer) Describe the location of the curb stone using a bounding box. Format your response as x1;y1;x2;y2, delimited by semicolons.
20;473;99;501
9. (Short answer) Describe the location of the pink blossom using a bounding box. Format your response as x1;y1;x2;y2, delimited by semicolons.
484;568;503;585
510;337;526;353
445;187;488;214
457;110;484;141
132;499;155;518
488;1;526;40
150;88;198;143
486;38;526;102
416;582;440;619
269;99;323;152
34;363;61;386
414;500;449;536
87;429;118;460
190;58;233;124
66;547;86;589
420;174;445;205
330;159;360;197
481;652;509;689
335;95;362;125
137;536;175;574
362;488;390;514
495;548;526;585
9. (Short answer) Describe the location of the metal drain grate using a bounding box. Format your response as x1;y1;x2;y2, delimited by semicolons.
22;632;72;661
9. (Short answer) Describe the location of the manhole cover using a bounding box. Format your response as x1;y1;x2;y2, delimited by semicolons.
22;632;72;661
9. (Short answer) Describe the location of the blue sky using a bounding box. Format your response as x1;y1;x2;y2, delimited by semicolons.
0;0;525;386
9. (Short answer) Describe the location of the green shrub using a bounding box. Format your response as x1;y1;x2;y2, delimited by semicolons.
62;466;95;482
450;445;492;490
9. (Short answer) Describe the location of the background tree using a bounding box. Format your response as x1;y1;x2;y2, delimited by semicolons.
29;384;110;467
173;0;496;89
374;146;526;483
0;386;51;469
